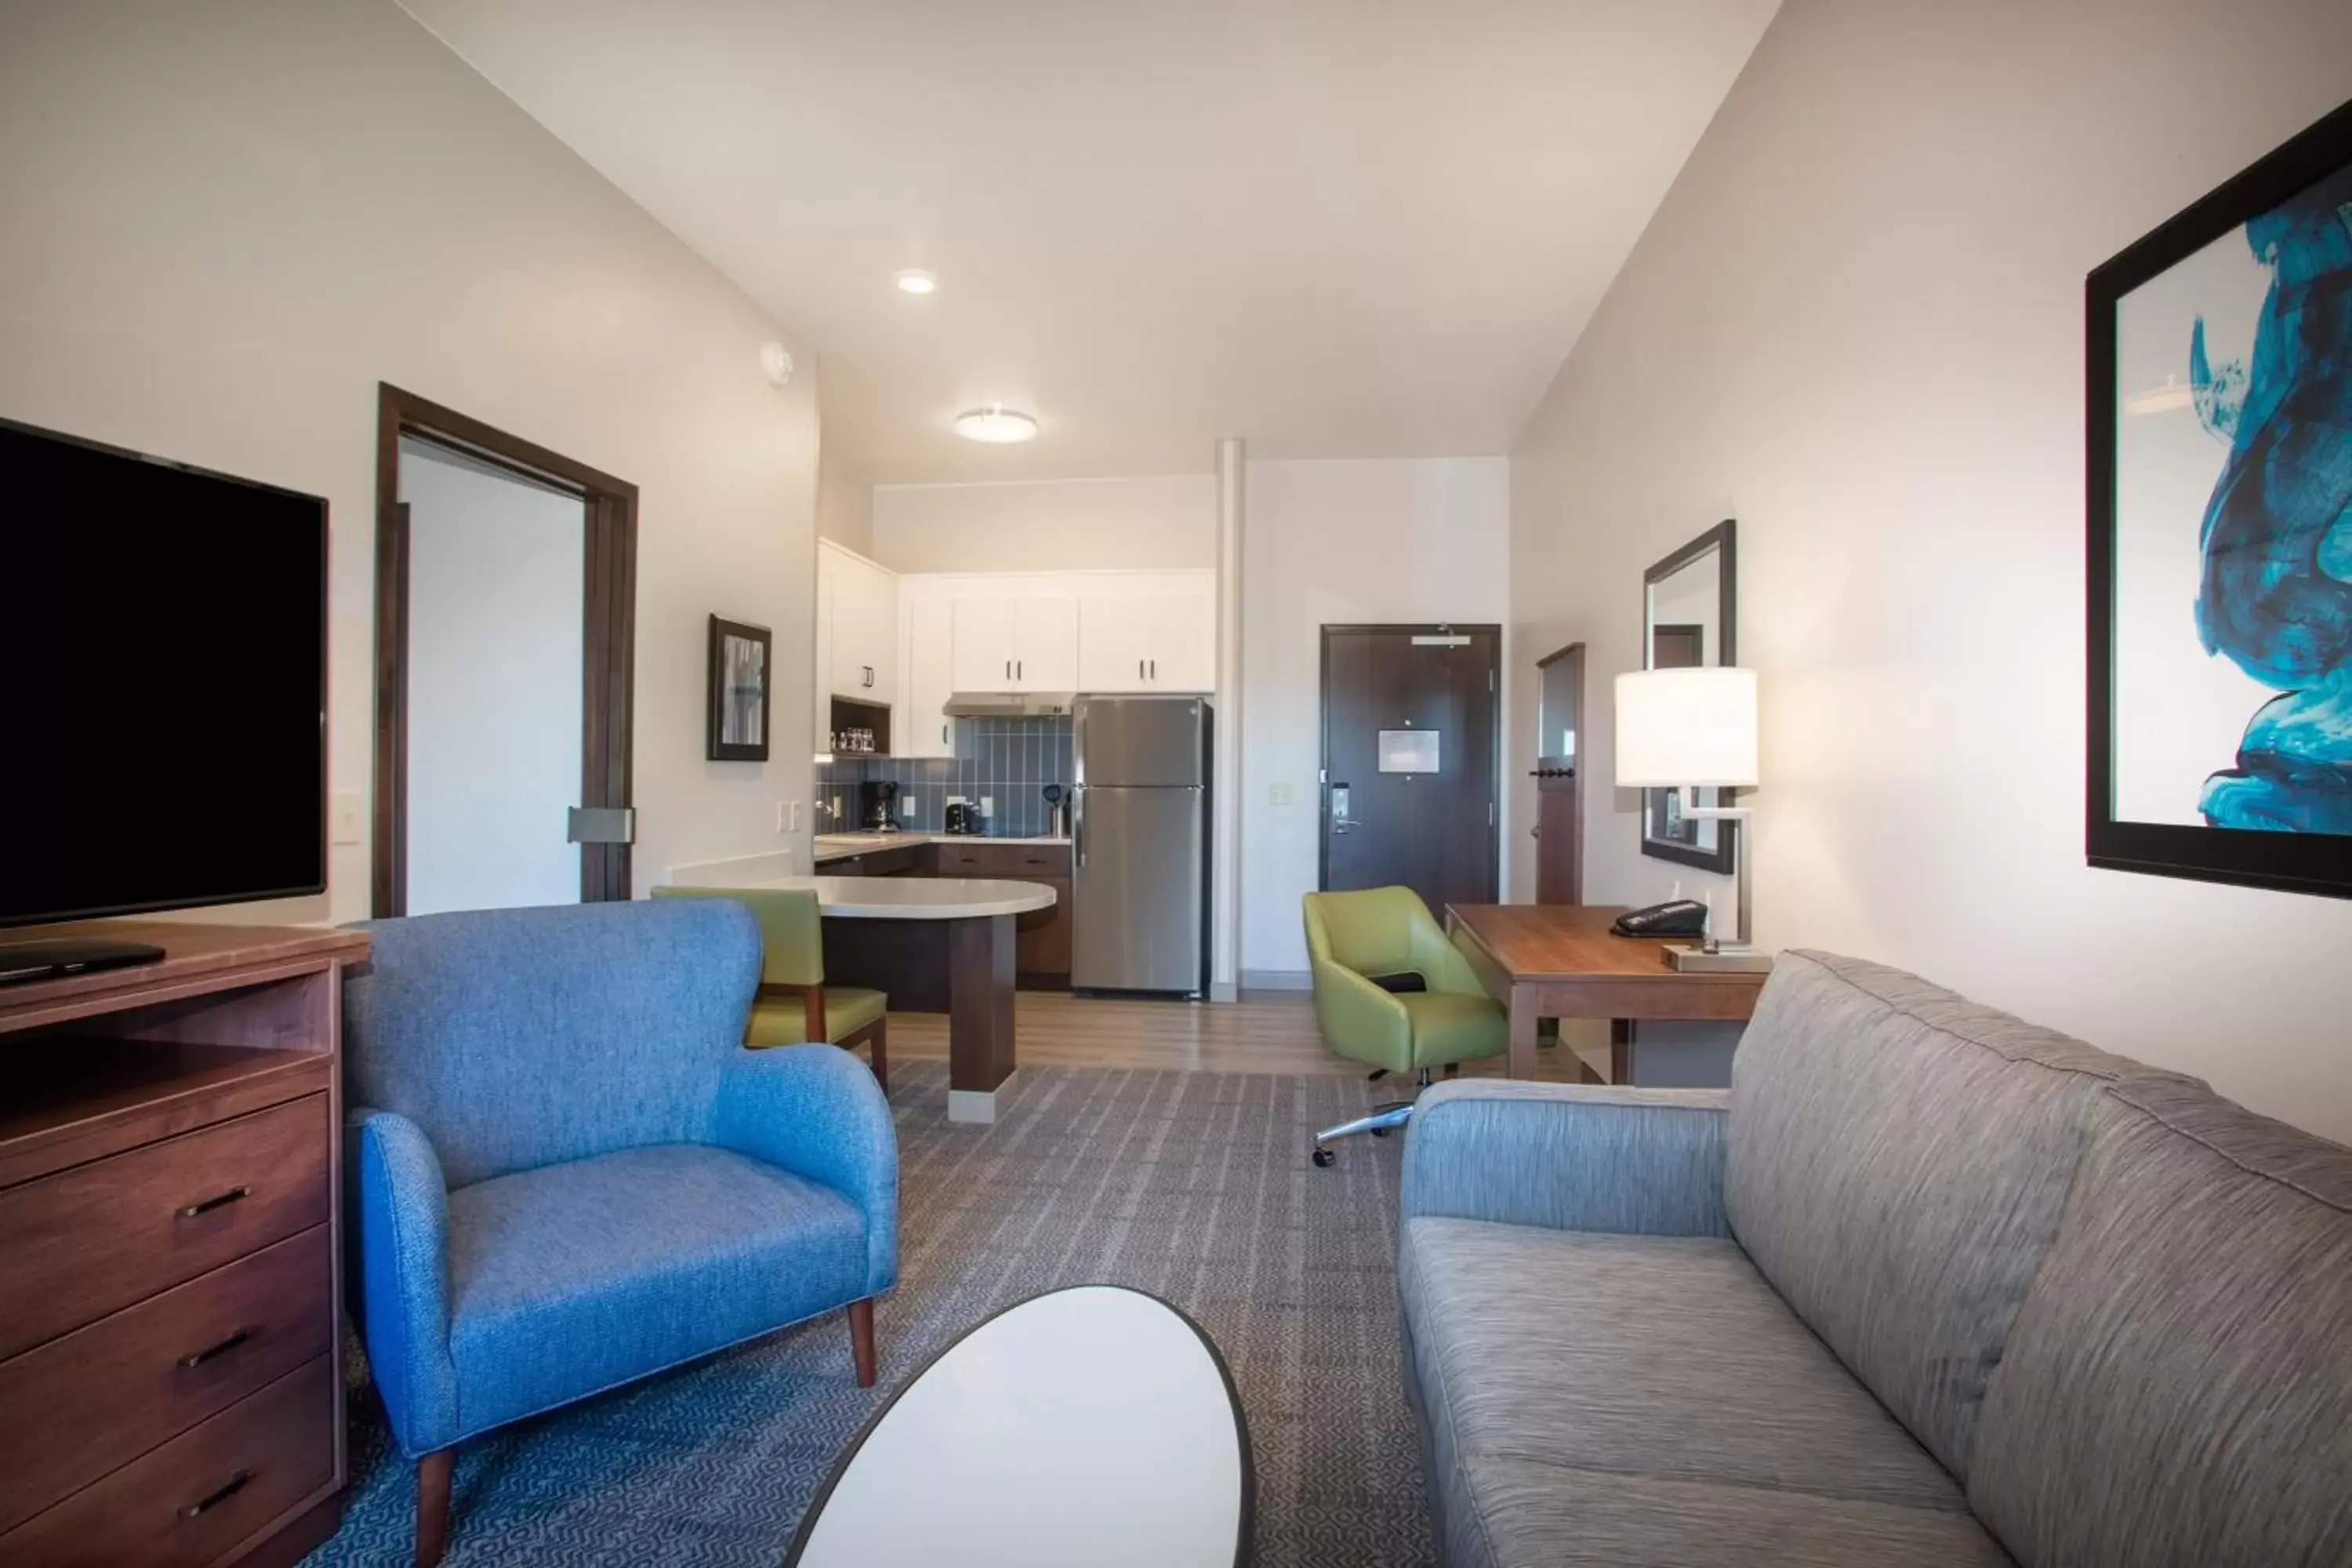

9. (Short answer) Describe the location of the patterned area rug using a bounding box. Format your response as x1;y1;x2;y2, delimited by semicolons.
304;1062;1432;1566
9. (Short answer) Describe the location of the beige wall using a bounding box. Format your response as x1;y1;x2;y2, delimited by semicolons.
870;475;1215;573
1243;457;1511;978
1508;0;2352;1139
815;446;873;555
0;0;820;922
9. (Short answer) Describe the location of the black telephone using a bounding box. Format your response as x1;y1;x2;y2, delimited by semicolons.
1611;899;1710;938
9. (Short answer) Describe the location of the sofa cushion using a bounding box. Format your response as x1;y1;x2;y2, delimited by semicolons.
1399;1216;2009;1568
445;1143;868;1440
1966;1079;2352;1568
1722;950;2181;1476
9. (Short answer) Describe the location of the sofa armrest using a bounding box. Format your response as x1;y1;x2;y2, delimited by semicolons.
1402;1080;1731;1236
346;1107;460;1456
712;1044;898;1296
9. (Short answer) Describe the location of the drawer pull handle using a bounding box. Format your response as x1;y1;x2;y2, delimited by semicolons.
180;1327;254;1369
176;1186;251;1219
180;1470;252;1519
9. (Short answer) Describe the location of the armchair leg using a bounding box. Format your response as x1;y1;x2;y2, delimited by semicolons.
416;1448;455;1568
866;1019;888;1093
848;1296;877;1388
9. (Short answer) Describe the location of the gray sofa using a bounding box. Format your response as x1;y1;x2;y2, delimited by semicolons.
1399;949;2351;1567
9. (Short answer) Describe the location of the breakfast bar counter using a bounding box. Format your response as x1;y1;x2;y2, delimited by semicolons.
728;873;1057;1123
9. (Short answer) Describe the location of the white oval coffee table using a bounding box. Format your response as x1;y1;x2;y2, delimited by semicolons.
783;1285;1254;1567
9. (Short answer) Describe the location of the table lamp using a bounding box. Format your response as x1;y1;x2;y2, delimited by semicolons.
1613;666;1771;973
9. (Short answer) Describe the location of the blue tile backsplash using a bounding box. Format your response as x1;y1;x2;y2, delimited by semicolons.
818;717;1073;837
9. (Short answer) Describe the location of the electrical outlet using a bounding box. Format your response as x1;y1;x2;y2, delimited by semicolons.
1269;782;1293;807
829;795;842;822
331;790;363;845
979;796;995;818
901;796;918;818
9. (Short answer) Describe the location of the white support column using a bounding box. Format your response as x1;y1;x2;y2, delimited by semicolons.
1211;437;1244;1003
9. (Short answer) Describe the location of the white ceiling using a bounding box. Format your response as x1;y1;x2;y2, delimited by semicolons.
401;1;1777;484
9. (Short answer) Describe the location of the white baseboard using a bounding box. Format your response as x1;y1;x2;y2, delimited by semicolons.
1239;968;1312;992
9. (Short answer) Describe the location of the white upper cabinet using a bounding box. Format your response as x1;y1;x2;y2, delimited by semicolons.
898;596;956;757
819;542;898;704
1076;577;1214;692
951;595;1078;692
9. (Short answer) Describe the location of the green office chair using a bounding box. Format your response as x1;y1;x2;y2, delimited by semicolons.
652;886;887;1089
1302;887;1507;1166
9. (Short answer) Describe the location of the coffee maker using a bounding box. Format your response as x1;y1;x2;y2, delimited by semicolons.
859;779;900;832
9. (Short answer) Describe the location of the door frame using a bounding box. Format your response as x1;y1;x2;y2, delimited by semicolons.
1316;622;1503;901
1532;640;1585;906
372;383;639;916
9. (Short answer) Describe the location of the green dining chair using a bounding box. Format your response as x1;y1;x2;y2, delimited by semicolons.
652;886;887;1089
1302;886;1505;1165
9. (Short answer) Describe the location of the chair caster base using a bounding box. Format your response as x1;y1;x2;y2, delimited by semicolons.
1311;1146;1336;1167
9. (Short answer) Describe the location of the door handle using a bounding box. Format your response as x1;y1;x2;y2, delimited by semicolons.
1072;788;1085;868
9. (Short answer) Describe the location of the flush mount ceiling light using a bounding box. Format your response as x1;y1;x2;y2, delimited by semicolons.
954;405;1038;444
895;270;938;295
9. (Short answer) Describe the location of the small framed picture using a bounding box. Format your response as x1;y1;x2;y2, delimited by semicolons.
706;615;771;762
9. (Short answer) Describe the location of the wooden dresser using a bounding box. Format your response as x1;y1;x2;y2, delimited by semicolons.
0;922;368;1566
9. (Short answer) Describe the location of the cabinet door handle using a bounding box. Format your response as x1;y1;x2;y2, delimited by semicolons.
1016;659;1024;681
1149;659;1156;681
177;1186;250;1220
1138;659;1145;681
180;1471;252;1519
180;1327;254;1369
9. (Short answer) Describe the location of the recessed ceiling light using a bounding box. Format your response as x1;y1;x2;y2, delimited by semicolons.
954;406;1038;444
895;270;938;295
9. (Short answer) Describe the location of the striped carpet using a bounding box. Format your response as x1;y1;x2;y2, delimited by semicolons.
304;1061;1433;1566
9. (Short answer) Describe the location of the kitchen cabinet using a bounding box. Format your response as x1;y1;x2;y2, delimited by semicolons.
950;596;1078;693
897;597;956;759
1077;584;1214;692
820;542;898;706
935;841;1073;984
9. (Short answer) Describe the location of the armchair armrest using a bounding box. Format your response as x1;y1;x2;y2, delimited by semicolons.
1402;1080;1730;1237
1309;954;1411;1062
713;1044;898;1295
346;1107;460;1456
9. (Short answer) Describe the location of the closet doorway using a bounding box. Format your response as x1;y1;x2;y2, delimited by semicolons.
372;385;637;916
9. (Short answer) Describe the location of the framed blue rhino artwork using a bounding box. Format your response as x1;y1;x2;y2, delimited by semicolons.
2089;97;2352;900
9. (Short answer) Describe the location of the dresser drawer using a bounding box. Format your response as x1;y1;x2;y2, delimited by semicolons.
0;1225;332;1534
0;1356;335;1567
933;840;1071;877
0;1094;329;1359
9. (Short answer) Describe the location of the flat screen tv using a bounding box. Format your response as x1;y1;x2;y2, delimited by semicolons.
0;417;328;928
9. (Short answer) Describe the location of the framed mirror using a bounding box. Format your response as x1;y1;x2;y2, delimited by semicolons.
1640;520;1737;873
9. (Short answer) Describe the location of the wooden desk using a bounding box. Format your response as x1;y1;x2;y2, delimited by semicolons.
1445;905;1767;1082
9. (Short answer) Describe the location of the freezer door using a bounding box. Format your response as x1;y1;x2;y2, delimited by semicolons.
1076;697;1205;787
1072;785;1205;992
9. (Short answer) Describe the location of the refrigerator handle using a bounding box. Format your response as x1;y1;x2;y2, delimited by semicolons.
1073;786;1085;869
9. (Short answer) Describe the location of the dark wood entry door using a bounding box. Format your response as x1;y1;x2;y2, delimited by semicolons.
1319;625;1499;913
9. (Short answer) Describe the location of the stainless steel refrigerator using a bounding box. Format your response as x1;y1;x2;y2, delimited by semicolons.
1073;695;1210;996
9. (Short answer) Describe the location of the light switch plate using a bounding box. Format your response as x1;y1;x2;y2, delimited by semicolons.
1269;782;1293;807
331;790;363;845
980;796;995;818
901;796;918;818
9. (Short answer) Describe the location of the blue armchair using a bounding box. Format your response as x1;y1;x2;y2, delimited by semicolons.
342;901;898;1567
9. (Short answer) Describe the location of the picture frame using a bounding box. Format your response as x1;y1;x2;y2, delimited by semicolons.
1640;519;1737;874
2086;97;2352;900
706;615;771;762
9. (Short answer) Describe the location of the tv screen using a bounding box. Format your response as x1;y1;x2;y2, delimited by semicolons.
0;418;328;928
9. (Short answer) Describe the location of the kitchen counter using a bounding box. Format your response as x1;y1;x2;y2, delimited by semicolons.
814;831;1071;864
726;873;1057;920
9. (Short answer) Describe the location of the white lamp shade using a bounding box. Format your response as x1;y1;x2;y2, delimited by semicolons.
1614;667;1759;788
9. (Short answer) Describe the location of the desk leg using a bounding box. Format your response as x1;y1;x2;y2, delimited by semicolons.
1609;1019;1634;1086
1508;987;1541;1080
946;913;1018;1123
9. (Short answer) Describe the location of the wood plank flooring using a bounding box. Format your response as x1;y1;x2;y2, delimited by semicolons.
887;989;1606;1083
